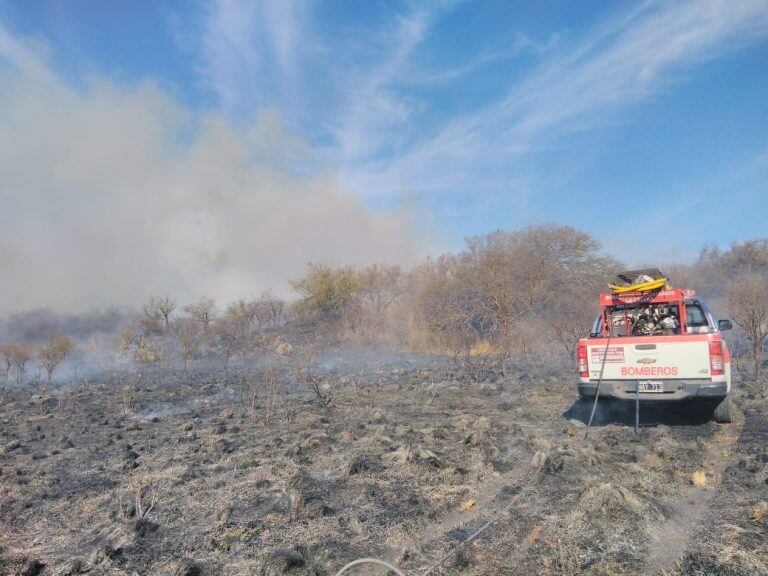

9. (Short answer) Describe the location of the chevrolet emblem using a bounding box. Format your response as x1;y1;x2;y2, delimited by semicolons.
637;358;657;364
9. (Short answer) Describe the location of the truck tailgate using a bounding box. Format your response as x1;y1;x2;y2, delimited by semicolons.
586;336;711;380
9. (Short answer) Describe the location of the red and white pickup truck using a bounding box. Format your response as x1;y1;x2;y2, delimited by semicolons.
577;288;734;423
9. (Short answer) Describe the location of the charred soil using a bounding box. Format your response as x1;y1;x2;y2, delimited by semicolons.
0;363;766;575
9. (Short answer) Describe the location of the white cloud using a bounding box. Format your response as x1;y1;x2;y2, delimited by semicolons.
341;0;768;200
198;0;311;117
0;27;416;315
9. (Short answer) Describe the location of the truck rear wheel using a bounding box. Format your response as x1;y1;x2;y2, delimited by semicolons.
713;393;732;424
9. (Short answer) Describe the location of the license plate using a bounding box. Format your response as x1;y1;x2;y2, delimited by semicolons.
638;380;664;393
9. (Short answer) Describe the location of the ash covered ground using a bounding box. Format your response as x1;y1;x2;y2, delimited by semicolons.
1;356;766;576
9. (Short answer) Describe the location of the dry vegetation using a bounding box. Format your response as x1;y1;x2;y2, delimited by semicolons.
1;226;767;576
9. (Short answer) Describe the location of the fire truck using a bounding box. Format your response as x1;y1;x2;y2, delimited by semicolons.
577;272;734;423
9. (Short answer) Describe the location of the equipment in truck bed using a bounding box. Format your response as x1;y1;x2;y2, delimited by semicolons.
599;288;687;338
608;268;668;294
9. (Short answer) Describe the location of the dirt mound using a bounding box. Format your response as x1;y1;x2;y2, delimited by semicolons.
576;482;669;523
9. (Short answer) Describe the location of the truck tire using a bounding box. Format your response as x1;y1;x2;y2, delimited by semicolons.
713;393;732;424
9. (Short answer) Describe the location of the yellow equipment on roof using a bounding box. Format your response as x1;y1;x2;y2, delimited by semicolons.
609;277;668;293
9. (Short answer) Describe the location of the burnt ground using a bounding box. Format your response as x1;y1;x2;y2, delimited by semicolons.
0;360;766;576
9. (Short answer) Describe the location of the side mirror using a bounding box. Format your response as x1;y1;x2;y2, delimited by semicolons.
718;319;733;331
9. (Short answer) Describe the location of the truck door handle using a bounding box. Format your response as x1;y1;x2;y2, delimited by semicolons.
635;344;656;350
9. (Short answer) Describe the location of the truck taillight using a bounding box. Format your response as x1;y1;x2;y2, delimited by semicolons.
577;343;588;377
709;340;724;376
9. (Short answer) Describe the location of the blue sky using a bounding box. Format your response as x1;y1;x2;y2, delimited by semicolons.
0;1;767;311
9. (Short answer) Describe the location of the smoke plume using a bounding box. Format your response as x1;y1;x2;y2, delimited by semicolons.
0;33;416;315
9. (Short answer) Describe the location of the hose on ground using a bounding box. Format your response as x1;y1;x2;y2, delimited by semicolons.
333;462;543;576
335;558;407;576
584;334;612;440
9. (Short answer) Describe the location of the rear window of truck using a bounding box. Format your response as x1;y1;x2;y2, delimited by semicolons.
685;304;709;328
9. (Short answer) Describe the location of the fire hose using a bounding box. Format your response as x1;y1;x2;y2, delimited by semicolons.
333;461;543;576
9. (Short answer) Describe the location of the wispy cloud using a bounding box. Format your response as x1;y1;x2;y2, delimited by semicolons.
198;0;311;117
341;0;768;200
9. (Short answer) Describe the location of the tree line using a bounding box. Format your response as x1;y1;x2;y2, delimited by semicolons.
1;226;767;392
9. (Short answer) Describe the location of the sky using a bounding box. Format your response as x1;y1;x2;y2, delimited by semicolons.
0;0;767;313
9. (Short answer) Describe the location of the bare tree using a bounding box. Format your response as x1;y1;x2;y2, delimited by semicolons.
8;342;32;384
211;315;240;376
119;373;140;415
183;297;216;330
39;332;76;384
1;342;13;381
254;292;287;331
463;226;613;375
546;294;597;360
119;474;158;522
261;364;281;424
120;320;165;364
0;342;13;402
176;319;201;372
142;295;177;334
224;299;260;340
291;346;333;408
727;273;768;386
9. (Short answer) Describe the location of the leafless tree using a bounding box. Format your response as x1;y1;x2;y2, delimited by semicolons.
1;342;13;384
7;342;32;384
462;226;614;375
291;346;333;408
142;295;177;334
175;318;201;373
119;373;140;415
120;320;165;364
727;273;768;387
211;315;240;376
224;299;260;339
38;332;76;384
119;475;158;521
261;364;281;424
0;343;13;403
183;297;216;330
254;292;287;331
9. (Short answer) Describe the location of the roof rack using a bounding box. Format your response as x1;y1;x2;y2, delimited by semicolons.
599;288;687;307
613;268;665;285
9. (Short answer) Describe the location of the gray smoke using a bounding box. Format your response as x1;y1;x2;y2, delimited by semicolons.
0;32;416;315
